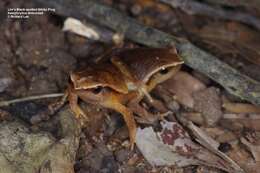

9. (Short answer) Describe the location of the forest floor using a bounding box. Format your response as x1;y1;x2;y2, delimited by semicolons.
0;0;260;173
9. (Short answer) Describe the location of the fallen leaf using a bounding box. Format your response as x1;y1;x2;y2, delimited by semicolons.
161;71;206;108
187;122;244;173
223;102;260;114
190;21;260;66
241;137;260;162
227;142;260;173
136;120;241;172
203;127;237;144
181;112;204;125
222;113;260;131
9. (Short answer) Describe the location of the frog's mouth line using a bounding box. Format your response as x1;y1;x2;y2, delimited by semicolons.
145;62;183;92
140;62;183;103
74;83;128;94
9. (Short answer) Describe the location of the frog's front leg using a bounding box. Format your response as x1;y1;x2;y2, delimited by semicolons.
130;101;158;124
116;104;136;149
126;90;168;124
104;98;137;149
129;100;170;124
68;84;88;120
144;96;168;113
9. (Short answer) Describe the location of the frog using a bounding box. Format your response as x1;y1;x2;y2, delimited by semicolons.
68;48;183;148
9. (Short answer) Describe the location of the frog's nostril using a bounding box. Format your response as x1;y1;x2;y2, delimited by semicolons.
160;68;169;74
92;87;103;94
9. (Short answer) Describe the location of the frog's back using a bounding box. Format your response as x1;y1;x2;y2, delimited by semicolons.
70;63;129;94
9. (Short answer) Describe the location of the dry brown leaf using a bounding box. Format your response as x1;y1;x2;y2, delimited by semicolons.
203;127;237;143
222;113;260;131
187;122;244;173
205;22;260;65
241;137;260;162
161;71;206;108
223;102;260;114
196;22;260;43
180;17;260;66
181;112;204;125
227;142;260;173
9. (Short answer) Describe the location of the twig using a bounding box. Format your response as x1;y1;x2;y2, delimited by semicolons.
33;0;260;105
0;93;64;107
159;0;260;31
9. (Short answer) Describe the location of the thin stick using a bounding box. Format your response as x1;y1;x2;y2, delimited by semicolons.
0;93;64;107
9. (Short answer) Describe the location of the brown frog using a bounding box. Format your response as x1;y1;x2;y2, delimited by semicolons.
68;48;183;148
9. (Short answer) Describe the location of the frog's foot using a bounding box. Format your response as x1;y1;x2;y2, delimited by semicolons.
157;111;172;120
129;102;157;124
68;88;89;121
130;101;171;124
71;104;88;119
135;109;172;124
146;97;167;113
69;102;89;128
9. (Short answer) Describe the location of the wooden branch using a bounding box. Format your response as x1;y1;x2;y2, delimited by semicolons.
34;0;260;105
160;0;260;31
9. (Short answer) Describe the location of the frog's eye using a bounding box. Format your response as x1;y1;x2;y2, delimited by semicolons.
159;68;169;74
92;87;103;94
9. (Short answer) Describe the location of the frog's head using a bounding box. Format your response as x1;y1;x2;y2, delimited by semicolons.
70;63;128;104
111;48;184;102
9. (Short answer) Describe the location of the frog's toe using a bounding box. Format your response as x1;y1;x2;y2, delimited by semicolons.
80;111;89;121
71;105;88;120
77;108;89;121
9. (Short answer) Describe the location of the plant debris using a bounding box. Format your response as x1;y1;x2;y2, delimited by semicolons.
136;120;242;172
